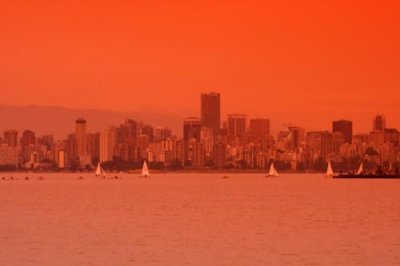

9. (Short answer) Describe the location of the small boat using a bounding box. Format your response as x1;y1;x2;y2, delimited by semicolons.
221;175;229;179
356;162;364;175
95;162;107;179
326;161;335;177
265;162;279;177
141;161;150;177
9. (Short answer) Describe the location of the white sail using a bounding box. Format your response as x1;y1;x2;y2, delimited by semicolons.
326;161;334;177
268;162;278;177
142;161;150;177
95;163;102;176
356;162;364;175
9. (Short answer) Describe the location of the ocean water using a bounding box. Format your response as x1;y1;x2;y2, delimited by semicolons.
0;173;399;266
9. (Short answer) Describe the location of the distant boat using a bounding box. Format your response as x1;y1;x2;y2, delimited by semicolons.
266;162;278;177
95;162;107;179
141;161;150;177
356;162;364;175
326;161;334;177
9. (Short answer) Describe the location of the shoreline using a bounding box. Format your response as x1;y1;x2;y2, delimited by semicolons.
0;169;324;174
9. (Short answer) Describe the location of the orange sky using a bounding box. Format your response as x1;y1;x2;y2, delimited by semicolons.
0;0;399;133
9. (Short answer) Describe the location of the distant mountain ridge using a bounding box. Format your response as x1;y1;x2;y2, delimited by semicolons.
0;104;185;139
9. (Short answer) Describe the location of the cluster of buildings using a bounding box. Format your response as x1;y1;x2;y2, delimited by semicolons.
0;92;399;172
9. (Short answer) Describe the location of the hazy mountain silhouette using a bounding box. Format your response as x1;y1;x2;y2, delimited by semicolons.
0;104;374;140
0;104;186;139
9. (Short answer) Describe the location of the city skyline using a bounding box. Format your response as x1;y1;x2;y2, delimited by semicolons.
2;2;399;265
0;92;398;173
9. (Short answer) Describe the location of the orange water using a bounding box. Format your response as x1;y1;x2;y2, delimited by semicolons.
1;173;399;265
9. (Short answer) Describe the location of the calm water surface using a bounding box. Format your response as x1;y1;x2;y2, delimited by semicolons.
0;173;399;265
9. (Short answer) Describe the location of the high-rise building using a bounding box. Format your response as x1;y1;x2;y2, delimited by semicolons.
100;126;117;162
3;130;18;147
21;130;36;147
54;140;66;166
288;126;305;149
183;117;201;165
117;119;137;144
139;124;153;142
249;118;270;136
58;150;66;169
332;120;353;144
306;131;332;162
369;131;384;147
201;92;220;136
154;127;172;142
227;114;246;143
189;139;205;168
21;130;36;164
38;135;54;150
201;127;214;158
373;114;386;132
0;144;18;166
66;134;77;167
75;118;87;158
384;128;399;146
213;136;226;169
183;117;201;142
87;133;100;163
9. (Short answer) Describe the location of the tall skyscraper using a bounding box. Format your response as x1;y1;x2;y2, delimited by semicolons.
100;126;117;162
21;130;36;164
3;130;18;147
75;118;87;159
373;114;386;132
21;130;36;147
227;114;246;143
201;92;221;136
332;120;353;144
87;133;100;163
66;134;77;167
288;126;305;149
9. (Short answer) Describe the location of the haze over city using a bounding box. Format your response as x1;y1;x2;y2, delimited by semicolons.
1;1;399;134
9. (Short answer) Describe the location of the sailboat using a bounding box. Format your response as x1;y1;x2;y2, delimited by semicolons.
95;162;107;179
335;161;400;179
326;161;334;177
141;161;150;177
266;162;278;177
356;162;364;175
